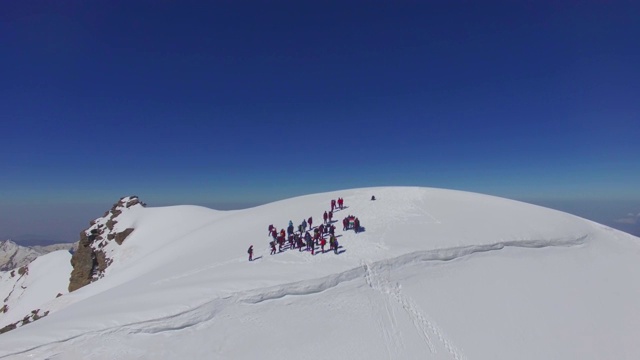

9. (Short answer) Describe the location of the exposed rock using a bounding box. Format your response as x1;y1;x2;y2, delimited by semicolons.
0;309;50;334
68;232;97;292
125;197;144;208
106;219;117;231
115;228;134;245
95;250;108;274
0;323;16;335
68;196;145;292
18;266;28;276
34;310;49;321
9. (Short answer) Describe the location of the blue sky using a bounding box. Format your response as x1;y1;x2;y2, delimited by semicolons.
1;1;639;242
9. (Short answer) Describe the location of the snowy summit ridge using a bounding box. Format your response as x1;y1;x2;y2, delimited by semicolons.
0;187;639;360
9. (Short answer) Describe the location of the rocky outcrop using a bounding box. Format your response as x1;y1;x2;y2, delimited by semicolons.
68;231;99;292
115;228;134;245
0;309;49;335
68;196;145;292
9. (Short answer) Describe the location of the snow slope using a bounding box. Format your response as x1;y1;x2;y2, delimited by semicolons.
0;187;638;360
0;251;72;330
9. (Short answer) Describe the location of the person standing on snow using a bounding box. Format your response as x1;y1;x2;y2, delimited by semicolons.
328;211;333;222
301;219;308;233
248;245;254;261
331;199;336;212
270;240;277;255
304;231;312;251
320;238;327;253
308;216;313;229
268;224;274;236
334;239;339;254
354;218;360;233
297;234;304;251
278;234;285;252
323;211;328;224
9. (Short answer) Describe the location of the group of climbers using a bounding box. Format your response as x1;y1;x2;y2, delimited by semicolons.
248;197;351;261
330;198;345;212
342;215;361;233
322;210;334;224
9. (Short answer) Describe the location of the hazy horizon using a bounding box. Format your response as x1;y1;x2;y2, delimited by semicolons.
1;191;639;245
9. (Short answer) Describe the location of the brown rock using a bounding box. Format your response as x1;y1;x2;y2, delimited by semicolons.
106;219;118;231
68;235;97;292
0;323;16;334
126;197;141;208
115;228;134;245
95;250;108;274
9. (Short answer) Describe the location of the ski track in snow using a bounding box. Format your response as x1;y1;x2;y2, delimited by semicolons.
364;261;466;360
364;262;414;357
2;235;588;359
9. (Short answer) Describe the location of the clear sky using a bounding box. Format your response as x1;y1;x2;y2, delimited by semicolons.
1;1;639;242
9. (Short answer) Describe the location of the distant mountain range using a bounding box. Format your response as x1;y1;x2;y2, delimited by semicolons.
0;239;75;272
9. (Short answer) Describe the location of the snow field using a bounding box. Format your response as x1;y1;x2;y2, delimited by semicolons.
0;186;638;359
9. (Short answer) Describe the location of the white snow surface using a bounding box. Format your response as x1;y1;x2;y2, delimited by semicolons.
0;251;72;327
0;187;638;360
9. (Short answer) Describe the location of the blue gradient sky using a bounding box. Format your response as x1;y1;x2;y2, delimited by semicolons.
1;1;639;242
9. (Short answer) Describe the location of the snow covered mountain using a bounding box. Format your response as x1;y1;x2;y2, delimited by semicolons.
0;196;144;335
0;250;71;334
0;239;74;272
0;187;638;360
